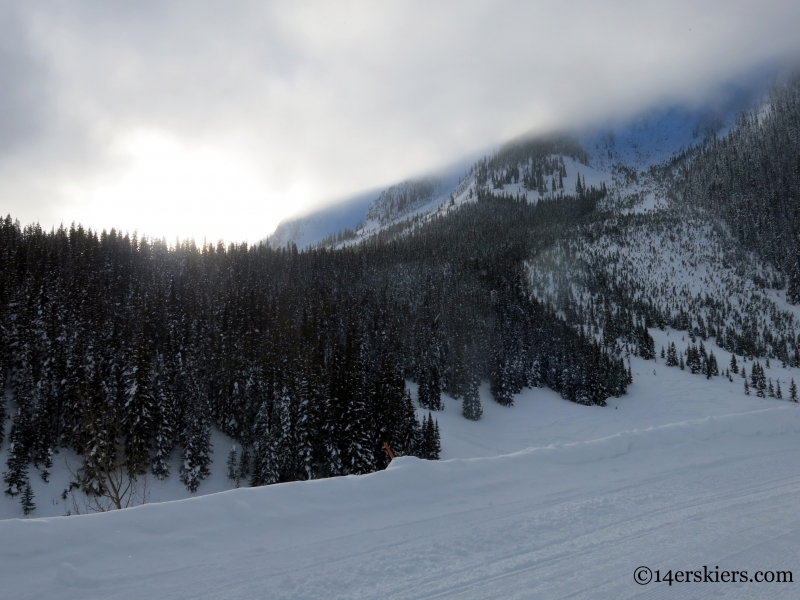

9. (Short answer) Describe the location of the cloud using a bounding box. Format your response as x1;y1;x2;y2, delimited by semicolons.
0;0;799;241
0;4;52;157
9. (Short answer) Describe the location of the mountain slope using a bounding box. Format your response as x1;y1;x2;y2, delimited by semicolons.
265;159;471;250
264;187;377;250
293;88;761;252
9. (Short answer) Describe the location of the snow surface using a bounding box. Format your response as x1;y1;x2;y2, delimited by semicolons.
3;350;800;599
418;336;796;460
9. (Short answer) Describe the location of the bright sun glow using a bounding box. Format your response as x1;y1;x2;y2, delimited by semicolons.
68;131;295;244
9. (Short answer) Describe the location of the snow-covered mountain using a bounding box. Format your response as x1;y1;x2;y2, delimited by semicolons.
4;72;800;600
264;159;471;250
264;187;377;250
280;95;755;252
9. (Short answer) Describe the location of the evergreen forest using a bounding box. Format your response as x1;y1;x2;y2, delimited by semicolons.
0;179;629;513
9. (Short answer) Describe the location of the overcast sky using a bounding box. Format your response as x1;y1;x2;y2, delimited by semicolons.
1;1;799;243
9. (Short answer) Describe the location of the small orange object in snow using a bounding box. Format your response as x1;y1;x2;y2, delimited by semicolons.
382;442;395;460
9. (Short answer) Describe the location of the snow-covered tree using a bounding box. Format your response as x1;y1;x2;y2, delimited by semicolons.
462;377;483;421
180;389;212;494
20;481;35;516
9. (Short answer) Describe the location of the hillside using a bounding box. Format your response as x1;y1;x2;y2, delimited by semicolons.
3;69;800;600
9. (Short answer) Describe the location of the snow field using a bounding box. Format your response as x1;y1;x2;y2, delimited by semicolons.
2;396;799;599
424;340;798;461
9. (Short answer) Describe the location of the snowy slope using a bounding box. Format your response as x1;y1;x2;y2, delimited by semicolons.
337;106;737;248
581;107;718;171
2;369;799;599
264;187;378;250
418;336;798;459
580;80;767;171
265;158;474;250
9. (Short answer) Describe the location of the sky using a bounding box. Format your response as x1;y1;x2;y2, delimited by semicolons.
1;1;799;244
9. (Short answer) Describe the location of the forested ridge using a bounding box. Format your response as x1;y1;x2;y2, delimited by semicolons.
521;74;800;405
0;174;629;514
667;73;800;298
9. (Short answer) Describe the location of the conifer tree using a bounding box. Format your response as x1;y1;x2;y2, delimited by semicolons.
31;381;56;483
421;413;440;459
432;418;442;460
790;379;798;402
419;413;431;459
462;377;483;421
21;481;35;516
4;406;33;497
417;345;443;411
416;368;431;409
249;401;274;487
321;393;344;479
226;445;239;486
179;388;212;493
341;386;375;476
294;365;320;481
122;338;157;477
381;374;422;461
237;445;251;482
753;363;767;398
490;347;514;407
706;351;718;379
269;384;295;479
151;371;175;480
666;343;679;367
73;358;122;502
0;394;5;448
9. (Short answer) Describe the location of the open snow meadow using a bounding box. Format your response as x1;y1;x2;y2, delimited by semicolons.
2;344;799;599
